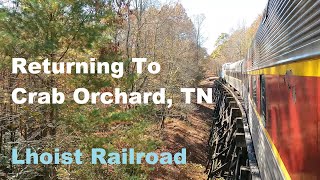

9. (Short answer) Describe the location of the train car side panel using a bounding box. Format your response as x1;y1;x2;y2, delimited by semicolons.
265;74;320;179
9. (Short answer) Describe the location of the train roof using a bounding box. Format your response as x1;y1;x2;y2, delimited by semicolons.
223;60;244;71
249;0;320;70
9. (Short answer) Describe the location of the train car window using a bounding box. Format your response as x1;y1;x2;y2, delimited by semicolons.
252;76;257;106
260;75;267;126
248;75;250;93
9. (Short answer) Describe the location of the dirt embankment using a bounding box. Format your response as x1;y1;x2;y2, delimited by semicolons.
150;79;215;180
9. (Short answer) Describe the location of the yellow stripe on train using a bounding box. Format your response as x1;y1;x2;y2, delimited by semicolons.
248;58;320;77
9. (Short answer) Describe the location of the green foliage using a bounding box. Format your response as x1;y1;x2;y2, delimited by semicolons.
0;0;205;179
0;0;115;60
102;105;155;124
57;102;159;179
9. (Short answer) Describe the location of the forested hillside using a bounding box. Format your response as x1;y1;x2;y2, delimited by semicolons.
0;0;208;179
208;15;262;74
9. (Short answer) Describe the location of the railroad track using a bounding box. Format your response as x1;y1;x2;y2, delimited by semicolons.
206;79;260;180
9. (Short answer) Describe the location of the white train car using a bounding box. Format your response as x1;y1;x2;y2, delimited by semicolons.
223;60;243;95
221;63;231;79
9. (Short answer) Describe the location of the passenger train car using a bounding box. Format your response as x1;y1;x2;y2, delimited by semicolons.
221;0;320;179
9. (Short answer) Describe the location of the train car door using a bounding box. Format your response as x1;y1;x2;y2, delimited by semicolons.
260;75;266;127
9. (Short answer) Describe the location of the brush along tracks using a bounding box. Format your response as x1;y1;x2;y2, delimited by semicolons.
206;80;260;180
